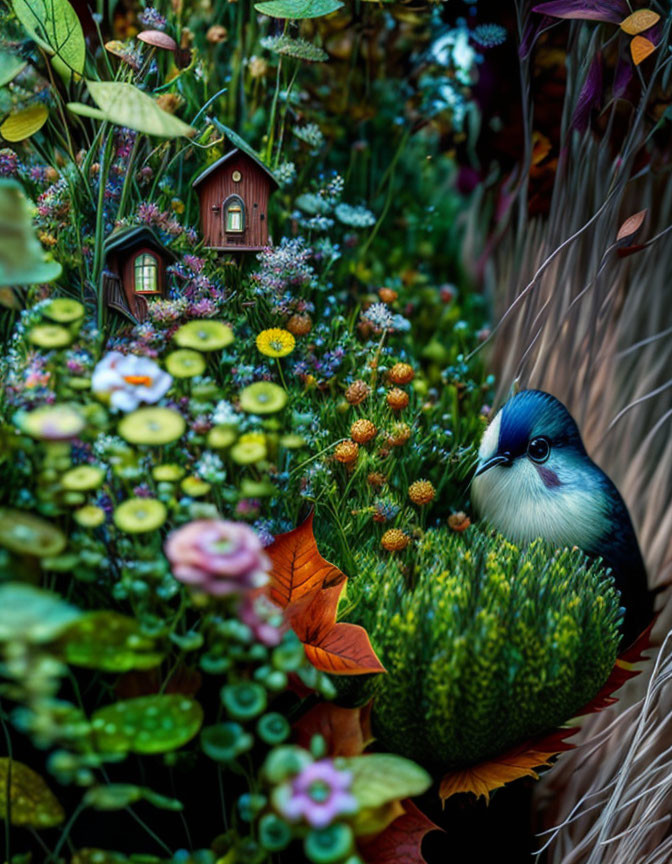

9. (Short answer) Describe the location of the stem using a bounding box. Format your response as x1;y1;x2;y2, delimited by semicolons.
93;127;114;330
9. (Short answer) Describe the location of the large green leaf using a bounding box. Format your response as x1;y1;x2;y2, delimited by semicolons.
0;103;49;142
91;695;204;755
12;0;85;76
254;0;343;18
340;754;431;809
58;611;165;672
68;81;195;138
0;52;27;87
0;583;80;644
0;179;62;284
83;784;182;811
0;759;65;827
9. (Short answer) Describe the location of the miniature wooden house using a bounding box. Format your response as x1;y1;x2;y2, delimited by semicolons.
101;226;176;323
192;149;278;252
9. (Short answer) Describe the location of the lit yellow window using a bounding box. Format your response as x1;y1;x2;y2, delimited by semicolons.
134;253;159;293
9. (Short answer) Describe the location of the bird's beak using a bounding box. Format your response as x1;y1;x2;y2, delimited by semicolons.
474;453;513;477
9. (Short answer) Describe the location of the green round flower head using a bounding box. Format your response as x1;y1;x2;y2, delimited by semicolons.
164;349;206;378
230;434;267;465
73;505;106;528
280;433;307;449
113;498;167;534
118;407;185;446
42;298;85;323
27;324;72;349
256;712;291;745
207;425;237;449
173;320;234;351
0;509;66;557
152;463;186;482
239;381;288;414
16;404;85;441
60;465;105;492
221;682;267;721
180;476;211;497
201;722;254;763
259;812;292;853
346;526;622;772
304;824;354;864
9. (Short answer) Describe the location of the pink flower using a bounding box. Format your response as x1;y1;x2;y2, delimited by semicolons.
277;760;357;828
165;520;270;596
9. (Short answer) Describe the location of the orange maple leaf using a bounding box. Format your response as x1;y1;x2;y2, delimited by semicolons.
358;800;442;864
267;512;386;676
294;701;374;757
439;620;655;804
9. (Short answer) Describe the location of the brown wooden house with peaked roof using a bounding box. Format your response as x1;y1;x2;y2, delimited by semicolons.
192;149;279;252
101;226;176;324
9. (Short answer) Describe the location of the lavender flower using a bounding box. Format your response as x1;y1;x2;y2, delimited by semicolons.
275;760;357;828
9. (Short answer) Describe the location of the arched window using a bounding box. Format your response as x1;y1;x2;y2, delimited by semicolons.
134;252;159;293
224;196;245;233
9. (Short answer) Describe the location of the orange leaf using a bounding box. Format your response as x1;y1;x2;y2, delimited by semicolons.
630;35;656;65
358;800;442;864
620;9;660;35
294;701;374;757
268;513;385;676
304;622;385;675
267;511;344;610
616;208;647;242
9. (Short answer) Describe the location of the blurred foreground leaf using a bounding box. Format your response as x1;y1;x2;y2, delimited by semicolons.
0;758;65;827
58;611;165;672
0;582;80;644
0;179;62;284
91;694;204;754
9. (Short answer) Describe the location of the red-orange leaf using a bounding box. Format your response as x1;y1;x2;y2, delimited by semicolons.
294;701;374;757
630;35;656;65
304;622;385;675
358;800;442;864
267;512;385;676
267;511;344;610
616;208;647;242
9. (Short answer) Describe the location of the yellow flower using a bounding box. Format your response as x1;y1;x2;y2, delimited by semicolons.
255;328;295;358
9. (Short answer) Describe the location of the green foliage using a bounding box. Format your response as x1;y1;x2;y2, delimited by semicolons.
0;180;62;285
0;758;64;827
83;784;183;811
0;583;80;644
347;526;622;770
254;0;344;20
12;0;85;78
57;611;165;671
0;51;26;87
342;754;431;808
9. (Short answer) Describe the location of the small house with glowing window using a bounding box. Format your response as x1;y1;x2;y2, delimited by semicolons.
192;148;278;252
101;226;176;323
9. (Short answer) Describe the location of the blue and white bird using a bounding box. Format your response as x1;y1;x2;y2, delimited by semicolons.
471;389;654;645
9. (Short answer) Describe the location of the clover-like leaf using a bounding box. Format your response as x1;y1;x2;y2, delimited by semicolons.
91;694;204;755
58;612;165;672
68;81;194;138
0;179;62;284
0;759;65;827
340;754;431;810
12;0;85;77
0;583;80;644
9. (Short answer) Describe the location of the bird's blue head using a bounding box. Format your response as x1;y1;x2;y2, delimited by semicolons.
471;390;606;548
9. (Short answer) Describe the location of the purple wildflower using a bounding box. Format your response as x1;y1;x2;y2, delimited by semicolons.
277;760;357;828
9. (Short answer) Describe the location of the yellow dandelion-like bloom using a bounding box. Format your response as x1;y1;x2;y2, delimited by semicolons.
256;328;296;358
408;479;436;506
334;440;359;465
381;529;410;552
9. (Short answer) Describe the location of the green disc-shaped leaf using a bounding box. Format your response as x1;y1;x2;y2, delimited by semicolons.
68;81;195;138
1;103;49;142
254;0;344;19
0;52;27;87
0;179;62;284
71;852;129;864
0;583;80;644
0;759;65;827
58;612;165;672
91;695;204;755
339;754;431;809
83;784;182;811
12;0;85;76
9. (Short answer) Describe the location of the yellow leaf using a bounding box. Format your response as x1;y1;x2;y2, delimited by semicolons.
620;9;660;36
1;104;49;142
630;35;656;66
0;758;65;827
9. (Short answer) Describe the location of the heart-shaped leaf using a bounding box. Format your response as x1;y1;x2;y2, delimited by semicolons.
620;9;660;35
0;759;64;827
630;35;656;65
58;611;165;672
68;81;195;138
0;179;62;284
0;52;27;87
91;694;203;754
255;0;344;19
1;104;49;142
12;0;85;76
340;754;431;810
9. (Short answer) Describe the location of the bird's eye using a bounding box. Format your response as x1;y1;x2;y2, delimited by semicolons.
527;436;550;463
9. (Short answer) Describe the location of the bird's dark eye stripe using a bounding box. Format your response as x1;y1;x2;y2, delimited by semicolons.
527;436;550;463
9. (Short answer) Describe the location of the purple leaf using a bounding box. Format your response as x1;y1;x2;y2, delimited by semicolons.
532;0;627;24
613;51;633;99
519;14;556;58
572;52;603;133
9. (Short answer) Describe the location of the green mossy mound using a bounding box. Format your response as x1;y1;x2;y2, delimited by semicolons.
346;526;622;772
